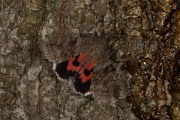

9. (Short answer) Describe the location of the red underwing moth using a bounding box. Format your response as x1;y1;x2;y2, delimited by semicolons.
53;51;95;97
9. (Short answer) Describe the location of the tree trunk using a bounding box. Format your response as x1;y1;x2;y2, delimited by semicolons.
0;0;179;119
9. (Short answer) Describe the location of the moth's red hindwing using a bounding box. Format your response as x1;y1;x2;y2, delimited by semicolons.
74;58;95;94
53;52;89;79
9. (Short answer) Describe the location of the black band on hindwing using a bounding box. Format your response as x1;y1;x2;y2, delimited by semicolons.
84;68;94;76
72;55;80;66
55;61;76;79
74;75;91;94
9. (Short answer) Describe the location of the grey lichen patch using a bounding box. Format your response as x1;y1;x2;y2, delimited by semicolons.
0;68;7;74
27;65;42;81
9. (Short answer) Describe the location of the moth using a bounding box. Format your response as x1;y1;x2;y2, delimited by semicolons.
53;51;95;97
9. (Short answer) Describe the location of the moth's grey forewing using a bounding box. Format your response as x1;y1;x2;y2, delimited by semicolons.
75;36;112;71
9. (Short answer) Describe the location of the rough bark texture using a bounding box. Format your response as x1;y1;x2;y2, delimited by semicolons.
0;0;179;120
